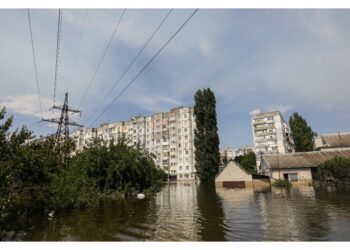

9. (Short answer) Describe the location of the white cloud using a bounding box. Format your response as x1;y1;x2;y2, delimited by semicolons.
0;95;60;119
249;108;261;116
266;104;293;114
120;88;182;113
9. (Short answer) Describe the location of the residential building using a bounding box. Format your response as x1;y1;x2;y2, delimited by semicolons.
260;149;350;185
220;146;255;165
314;132;350;151
251;111;294;172
71;106;196;181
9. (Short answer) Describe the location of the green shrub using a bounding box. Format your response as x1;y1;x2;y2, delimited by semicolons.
318;156;350;184
273;179;292;187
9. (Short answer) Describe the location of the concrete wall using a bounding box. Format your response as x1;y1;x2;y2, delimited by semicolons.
252;179;271;190
271;168;312;185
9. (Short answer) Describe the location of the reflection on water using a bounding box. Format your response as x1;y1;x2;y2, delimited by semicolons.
1;182;350;241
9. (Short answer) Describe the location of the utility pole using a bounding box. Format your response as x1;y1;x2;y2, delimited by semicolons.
42;92;83;164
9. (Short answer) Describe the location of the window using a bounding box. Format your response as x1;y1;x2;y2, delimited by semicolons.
288;173;298;182
179;166;182;170
185;166;189;170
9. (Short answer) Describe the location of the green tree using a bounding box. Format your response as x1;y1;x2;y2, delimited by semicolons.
222;155;228;166
234;152;257;174
318;156;350;184
289;112;315;152
194;88;221;183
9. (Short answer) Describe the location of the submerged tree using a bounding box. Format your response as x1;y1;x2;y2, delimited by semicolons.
318;156;350;184
193;88;221;183
289;112;315;152
234;152;257;174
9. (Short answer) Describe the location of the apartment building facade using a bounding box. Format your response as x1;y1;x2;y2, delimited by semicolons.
251;111;294;173
71;107;196;181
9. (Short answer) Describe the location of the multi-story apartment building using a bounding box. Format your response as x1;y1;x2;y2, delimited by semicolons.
219;146;255;165
71;106;196;181
251;111;294;173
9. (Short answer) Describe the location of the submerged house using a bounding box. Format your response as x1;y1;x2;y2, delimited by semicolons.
215;160;270;189
261;149;350;185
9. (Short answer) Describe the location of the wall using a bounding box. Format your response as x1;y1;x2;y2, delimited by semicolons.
271;168;313;185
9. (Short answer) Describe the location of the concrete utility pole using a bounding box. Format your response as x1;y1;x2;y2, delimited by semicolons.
42;92;83;163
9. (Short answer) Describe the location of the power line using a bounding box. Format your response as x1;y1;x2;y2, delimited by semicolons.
26;9;43;118
53;8;63;106
67;9;88;94
85;9;173;124
88;9;199;127
78;9;126;109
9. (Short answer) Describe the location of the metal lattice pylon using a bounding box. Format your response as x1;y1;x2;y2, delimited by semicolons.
42;92;83;163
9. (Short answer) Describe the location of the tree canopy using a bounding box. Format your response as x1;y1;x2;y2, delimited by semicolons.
289;112;315;152
193;88;221;183
318;156;350;184
234;152;257;174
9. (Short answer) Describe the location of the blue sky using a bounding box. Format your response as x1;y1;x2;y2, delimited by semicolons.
1;9;350;147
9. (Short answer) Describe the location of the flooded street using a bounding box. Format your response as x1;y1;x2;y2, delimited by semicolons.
2;182;350;241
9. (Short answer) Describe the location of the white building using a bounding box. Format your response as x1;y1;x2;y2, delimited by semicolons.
220;146;255;164
251;111;294;173
71;106;196;181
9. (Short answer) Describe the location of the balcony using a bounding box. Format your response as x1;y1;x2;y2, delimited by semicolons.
254;124;275;131
252;119;274;125
255;137;277;143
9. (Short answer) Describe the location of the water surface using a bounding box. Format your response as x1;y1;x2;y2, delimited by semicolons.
2;182;350;241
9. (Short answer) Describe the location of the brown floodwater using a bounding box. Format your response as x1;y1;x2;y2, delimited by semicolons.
2;182;350;241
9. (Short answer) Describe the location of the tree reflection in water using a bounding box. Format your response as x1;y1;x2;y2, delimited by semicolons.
196;183;227;241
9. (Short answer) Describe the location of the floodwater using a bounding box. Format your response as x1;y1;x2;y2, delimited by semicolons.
2;182;350;241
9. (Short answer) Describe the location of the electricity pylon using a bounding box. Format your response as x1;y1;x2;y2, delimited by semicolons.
42;92;83;163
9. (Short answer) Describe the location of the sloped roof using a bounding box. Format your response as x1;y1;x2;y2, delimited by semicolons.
216;160;251;178
315;132;350;149
262;149;350;169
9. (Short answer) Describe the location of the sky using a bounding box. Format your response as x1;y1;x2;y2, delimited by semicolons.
1;9;350;148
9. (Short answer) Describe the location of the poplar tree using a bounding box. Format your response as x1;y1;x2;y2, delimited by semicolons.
193;88;221;183
289;112;315;152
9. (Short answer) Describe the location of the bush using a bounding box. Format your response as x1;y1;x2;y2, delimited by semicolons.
318;156;350;184
273;179;291;187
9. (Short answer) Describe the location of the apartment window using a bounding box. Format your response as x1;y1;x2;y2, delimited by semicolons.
185;135;188;140
178;143;181;147
179;166;182;170
184;174;189;178
179;174;183;178
184;128;187;133
179;136;181;140
185;166;189;170
178;129;181;133
185;150;189;155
